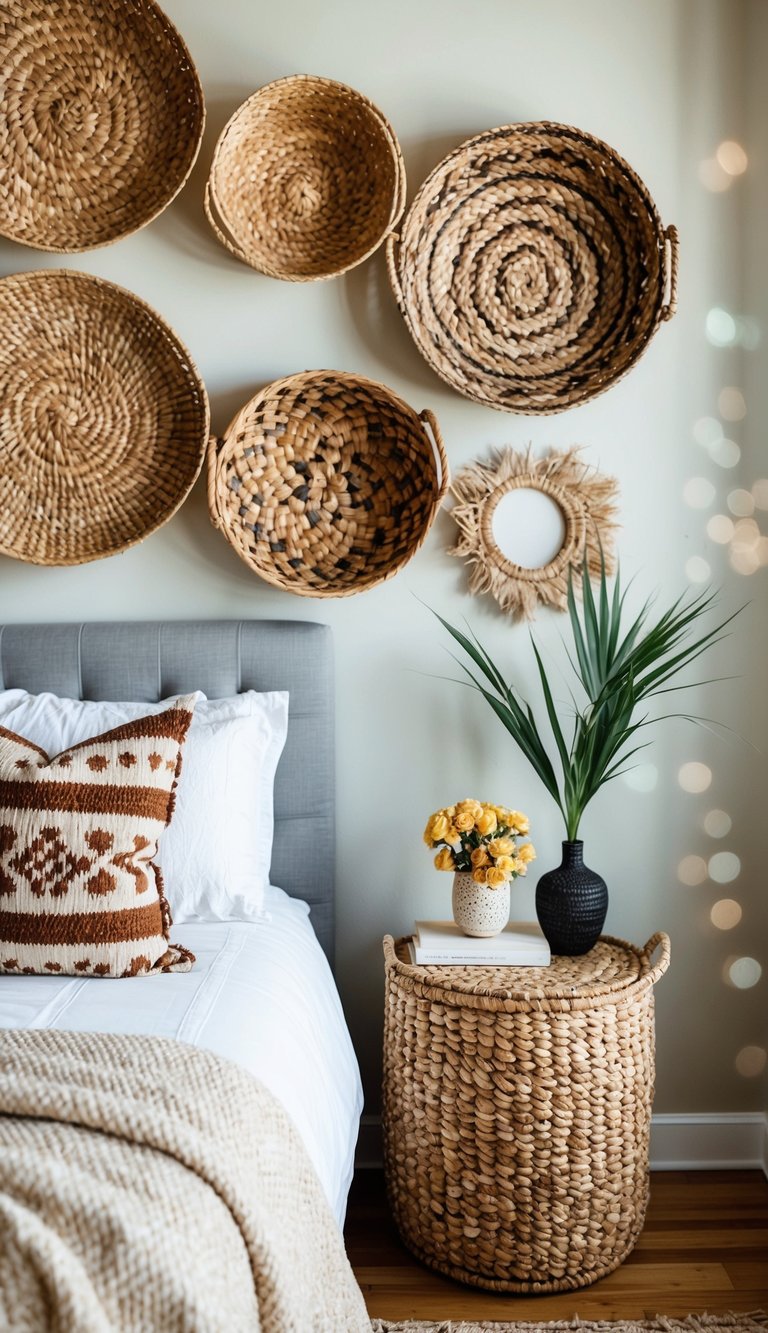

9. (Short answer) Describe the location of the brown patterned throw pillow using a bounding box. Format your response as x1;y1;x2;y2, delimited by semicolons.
0;695;198;978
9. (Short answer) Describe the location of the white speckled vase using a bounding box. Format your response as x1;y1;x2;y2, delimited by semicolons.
452;871;510;938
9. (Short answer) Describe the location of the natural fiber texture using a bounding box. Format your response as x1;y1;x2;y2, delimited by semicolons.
206;74;406;280
208;370;448;597
382;932;670;1293
0;1028;371;1332
372;1317;768;1333
449;446;619;619
0;0;204;252
388;122;678;414
0;270;209;566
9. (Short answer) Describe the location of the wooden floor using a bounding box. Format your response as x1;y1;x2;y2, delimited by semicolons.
345;1170;768;1322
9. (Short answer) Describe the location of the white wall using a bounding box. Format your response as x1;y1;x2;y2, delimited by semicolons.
1;0;765;1116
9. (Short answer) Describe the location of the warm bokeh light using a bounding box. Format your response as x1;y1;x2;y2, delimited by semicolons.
706;514;734;543
732;517;761;548
698;158;732;192
622;763;658;793
709;851;741;883
735;1046;767;1077
757;537;768;567
678;762;712;793
704;809;732;838
718;387;746;421
685;556;711;584
708;437;741;468
730;547;760;576
751;479;768;510
677;855;708;886
710;898;742;930
727;489;755;517
727;956;762;989
716;140;748;175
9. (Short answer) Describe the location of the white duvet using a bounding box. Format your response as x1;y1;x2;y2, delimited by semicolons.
0;885;362;1229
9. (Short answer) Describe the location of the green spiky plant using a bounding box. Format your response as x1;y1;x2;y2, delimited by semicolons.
435;555;739;842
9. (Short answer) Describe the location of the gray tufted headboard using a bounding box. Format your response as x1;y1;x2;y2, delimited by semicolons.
0;621;335;965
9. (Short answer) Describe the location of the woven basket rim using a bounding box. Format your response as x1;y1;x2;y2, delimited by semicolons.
208;369;448;597
206;73;406;281
0;0;205;254
388;120;676;415
0;268;210;566
384;931;670;1009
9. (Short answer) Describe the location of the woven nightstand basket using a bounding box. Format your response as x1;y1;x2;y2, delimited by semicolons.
382;931;670;1292
0;0;205;253
207;371;448;597
205;75;406;280
0;271;209;566
387;122;678;414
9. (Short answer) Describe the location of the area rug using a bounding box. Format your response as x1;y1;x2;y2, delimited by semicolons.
371;1315;767;1333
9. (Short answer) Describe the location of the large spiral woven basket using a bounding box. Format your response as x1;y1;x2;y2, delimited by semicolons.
0;271;209;566
208;371;448;596
0;0;205;252
383;931;671;1292
387;122;678;414
205;75;406;280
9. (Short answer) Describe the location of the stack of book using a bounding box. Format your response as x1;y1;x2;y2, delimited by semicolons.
408;920;551;967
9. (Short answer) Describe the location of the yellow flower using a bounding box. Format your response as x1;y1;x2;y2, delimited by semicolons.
507;811;530;834
486;865;507;888
430;814;451;842
454;810;475;832
471;867;488;885
518;842;536;863
493;854;516;876
475;809;497;836
434;847;455;871
470;847;490;868
488;837;515;858
457;799;483;819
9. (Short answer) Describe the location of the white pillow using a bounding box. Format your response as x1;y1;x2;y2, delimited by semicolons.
0;689;289;923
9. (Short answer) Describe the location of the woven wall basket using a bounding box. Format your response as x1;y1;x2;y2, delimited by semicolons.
0;271;209;566
205;75;406;281
387;122;679;414
208;371;448;596
0;0;205;253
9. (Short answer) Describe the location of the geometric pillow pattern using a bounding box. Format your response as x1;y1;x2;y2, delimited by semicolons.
0;696;198;978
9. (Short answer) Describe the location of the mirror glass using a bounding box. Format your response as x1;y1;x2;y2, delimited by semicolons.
491;487;566;569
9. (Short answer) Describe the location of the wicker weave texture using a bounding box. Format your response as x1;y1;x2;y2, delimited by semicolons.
382;932;670;1292
388;122;678;414
0;0;205;253
0;271;209;566
205;75;405;281
208;371;448;597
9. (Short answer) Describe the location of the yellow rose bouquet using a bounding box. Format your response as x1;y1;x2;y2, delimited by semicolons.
423;799;535;887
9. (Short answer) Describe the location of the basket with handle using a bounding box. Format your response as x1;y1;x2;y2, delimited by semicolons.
0;0;205;253
388;121;678;414
207;370;448;596
383;930;671;1291
205;75;406;281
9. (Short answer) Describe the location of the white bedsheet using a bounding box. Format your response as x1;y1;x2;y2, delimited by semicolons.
0;886;362;1229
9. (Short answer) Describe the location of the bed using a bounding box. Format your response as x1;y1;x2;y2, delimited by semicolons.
0;621;368;1331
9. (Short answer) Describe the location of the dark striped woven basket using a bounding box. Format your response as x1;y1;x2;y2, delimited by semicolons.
387;122;678;414
207;370;448;597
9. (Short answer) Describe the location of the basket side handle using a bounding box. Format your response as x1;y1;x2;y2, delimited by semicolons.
386;233;405;312
661;225;679;321
640;931;671;985
204;177;254;269
206;434;224;529
419;408;450;505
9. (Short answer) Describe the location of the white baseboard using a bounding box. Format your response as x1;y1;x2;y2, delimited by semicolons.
357;1112;768;1175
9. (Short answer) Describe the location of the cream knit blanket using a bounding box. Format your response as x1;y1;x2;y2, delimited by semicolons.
0;1028;371;1332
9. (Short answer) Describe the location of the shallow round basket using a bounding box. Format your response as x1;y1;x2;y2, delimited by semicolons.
0;271;209;566
0;0;205;252
205;75;406;281
207;371;448;596
387;122;679;414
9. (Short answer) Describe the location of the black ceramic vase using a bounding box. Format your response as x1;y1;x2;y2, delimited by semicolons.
535;840;608;956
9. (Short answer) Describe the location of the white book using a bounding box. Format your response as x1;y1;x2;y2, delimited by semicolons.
411;920;551;967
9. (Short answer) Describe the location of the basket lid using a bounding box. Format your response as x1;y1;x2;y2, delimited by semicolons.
386;932;670;1011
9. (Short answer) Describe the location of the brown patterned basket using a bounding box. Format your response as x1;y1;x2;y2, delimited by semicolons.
0;271;209;566
205;75;406;281
207;371;448;596
0;0;205;253
383;931;671;1292
387;122;678;414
